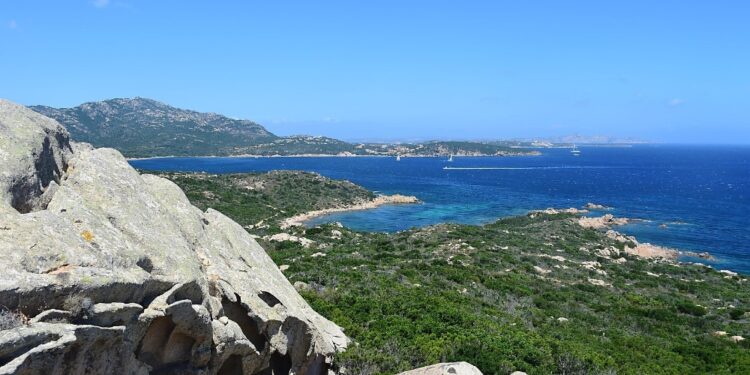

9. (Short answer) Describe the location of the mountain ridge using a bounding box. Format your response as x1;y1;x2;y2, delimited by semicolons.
31;97;277;157
32;98;541;158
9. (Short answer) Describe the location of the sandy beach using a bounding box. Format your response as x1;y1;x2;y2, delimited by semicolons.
280;194;420;229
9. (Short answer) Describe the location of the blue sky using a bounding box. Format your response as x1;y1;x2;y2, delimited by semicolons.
1;1;748;143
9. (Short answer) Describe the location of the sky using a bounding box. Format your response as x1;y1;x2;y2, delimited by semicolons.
1;1;749;143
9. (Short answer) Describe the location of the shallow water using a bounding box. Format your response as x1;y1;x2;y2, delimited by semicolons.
131;145;750;273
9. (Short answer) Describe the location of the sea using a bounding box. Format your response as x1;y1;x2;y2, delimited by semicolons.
130;145;750;274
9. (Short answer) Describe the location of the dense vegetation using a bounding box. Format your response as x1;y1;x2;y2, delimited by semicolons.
162;172;750;375
161;171;374;233
32;98;540;158
32;98;277;157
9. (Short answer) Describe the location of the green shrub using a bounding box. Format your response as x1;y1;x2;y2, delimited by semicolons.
729;308;746;320
305;227;325;236
676;301;708;317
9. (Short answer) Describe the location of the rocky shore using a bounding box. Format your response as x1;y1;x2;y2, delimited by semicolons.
587;215;708;261
280;194;420;229
533;206;707;262
577;214;629;229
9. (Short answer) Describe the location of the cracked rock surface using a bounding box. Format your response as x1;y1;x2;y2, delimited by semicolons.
0;99;347;375
397;362;483;375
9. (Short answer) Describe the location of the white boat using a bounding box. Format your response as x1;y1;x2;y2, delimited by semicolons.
396;155;401;161
571;145;581;156
447;155;454;162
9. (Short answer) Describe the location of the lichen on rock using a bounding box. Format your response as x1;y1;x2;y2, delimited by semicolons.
0;99;347;374
397;362;483;375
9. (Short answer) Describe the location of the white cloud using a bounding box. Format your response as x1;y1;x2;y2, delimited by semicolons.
7;20;17;29
668;98;684;107
92;0;110;8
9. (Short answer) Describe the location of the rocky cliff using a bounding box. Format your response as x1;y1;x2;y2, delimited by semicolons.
0;99;346;374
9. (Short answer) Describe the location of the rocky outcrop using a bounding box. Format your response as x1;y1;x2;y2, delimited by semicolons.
530;207;588;217
605;229;678;260
0;100;346;374
265;233;315;249
624;243;678;260
397;362;483;375
0;100;73;214
577;214;628;229
584;203;609;210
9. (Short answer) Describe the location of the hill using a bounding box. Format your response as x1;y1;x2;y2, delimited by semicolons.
32;98;541;158
31;97;277;157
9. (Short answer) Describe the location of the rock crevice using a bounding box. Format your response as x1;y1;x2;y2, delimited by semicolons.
1;99;73;214
0;99;346;375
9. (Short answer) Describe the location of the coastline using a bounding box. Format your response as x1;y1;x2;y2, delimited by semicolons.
127;153;398;161
534;207;716;263
282;200;707;265
280;194;420;229
126;151;541;161
280;199;717;266
586;216;716;262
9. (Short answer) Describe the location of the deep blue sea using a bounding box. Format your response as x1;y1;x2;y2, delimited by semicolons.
130;145;750;274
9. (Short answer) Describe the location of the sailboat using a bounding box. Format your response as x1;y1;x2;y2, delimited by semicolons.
396;155;401;161
447;154;454;162
570;145;581;156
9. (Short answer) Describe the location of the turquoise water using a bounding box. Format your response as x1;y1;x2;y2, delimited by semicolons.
130;145;750;273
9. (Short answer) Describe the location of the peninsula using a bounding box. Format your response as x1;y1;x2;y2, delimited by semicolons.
163;170;750;374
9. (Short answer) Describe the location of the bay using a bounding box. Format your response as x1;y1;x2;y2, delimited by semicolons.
130;145;750;273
